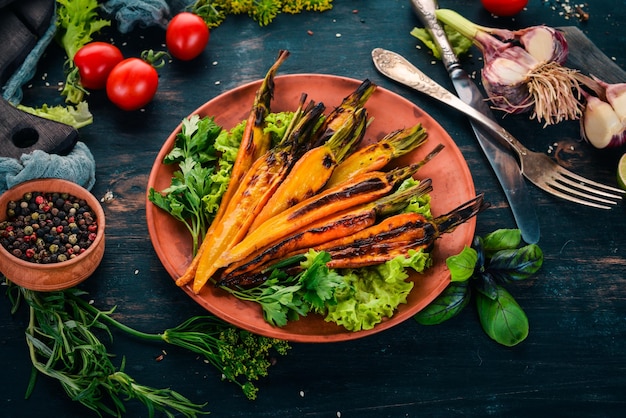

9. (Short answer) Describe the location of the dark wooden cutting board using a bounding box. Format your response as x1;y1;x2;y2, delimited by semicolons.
0;0;78;160
559;26;626;84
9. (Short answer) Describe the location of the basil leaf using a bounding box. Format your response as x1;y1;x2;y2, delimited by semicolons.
414;281;470;325
472;236;485;269
476;286;529;347
446;245;477;282
488;244;544;282
482;229;521;254
475;272;498;300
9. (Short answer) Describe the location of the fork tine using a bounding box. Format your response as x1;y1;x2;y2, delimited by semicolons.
555;173;623;202
543;182;616;210
556;167;626;197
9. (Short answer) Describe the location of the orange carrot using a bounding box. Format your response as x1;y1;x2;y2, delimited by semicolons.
217;49;290;219
321;194;486;269
248;107;369;232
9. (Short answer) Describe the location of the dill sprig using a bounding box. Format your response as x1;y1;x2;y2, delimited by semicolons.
7;284;290;416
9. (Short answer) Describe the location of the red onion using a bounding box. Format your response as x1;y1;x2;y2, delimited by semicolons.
435;9;582;126
579;77;626;149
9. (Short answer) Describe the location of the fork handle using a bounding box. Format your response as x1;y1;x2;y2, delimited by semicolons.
371;48;528;158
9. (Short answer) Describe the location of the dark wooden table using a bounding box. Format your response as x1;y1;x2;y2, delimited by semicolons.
2;1;626;416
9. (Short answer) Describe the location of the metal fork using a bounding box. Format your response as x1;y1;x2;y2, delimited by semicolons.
371;48;625;210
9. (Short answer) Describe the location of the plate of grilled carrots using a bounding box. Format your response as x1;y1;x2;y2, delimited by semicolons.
147;53;479;342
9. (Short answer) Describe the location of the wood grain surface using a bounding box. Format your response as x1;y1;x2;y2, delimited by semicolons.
1;1;625;417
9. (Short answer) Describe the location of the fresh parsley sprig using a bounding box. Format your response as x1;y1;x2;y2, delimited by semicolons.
149;115;233;255
415;229;543;346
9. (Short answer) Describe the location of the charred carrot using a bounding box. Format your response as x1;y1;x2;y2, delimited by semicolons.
186;102;325;293
176;51;290;287
319;194;486;269
218;49;290;220
218;179;434;286
326;123;429;188
216;145;443;269
313;79;376;145
248;107;369;232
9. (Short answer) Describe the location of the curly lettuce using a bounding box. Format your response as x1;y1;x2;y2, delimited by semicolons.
324;249;431;331
56;0;111;104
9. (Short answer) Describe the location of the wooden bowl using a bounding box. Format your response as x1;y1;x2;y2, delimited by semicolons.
0;178;105;291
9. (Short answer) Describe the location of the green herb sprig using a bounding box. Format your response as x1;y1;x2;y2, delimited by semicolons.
149;115;231;255
7;284;290;416
414;229;543;346
190;0;334;28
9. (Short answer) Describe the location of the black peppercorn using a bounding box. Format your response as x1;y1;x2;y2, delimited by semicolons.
1;191;99;264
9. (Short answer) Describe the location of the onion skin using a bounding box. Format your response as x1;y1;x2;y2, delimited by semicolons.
481;46;535;114
604;81;626;122
516;26;568;65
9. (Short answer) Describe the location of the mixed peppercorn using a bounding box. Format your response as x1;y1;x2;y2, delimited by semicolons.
0;192;99;264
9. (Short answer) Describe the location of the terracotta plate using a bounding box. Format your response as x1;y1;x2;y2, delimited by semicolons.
146;74;476;343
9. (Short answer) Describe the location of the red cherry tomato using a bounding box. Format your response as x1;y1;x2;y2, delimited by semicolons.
74;42;124;90
106;58;159;111
481;0;528;16
166;12;210;61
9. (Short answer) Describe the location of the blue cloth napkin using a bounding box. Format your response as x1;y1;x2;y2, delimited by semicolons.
102;0;194;33
0;142;96;194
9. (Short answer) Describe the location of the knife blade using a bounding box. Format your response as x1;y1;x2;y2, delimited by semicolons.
409;0;539;244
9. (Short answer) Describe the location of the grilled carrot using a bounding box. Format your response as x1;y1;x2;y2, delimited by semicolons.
218;179;433;286
219;49;290;218
325;123;428;188
319;194;486;269
188;101;326;293
176;50;290;288
248;107;369;232
216;145;443;269
314;79;377;147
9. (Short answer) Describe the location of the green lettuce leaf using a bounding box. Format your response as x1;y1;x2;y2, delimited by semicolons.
17;101;93;129
324;250;430;331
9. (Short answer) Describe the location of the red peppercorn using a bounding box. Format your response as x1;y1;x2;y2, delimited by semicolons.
88;232;97;242
56;225;64;233
35;195;44;205
88;224;98;232
25;248;35;258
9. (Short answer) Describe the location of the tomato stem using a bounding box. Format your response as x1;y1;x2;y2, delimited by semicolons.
141;49;170;69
